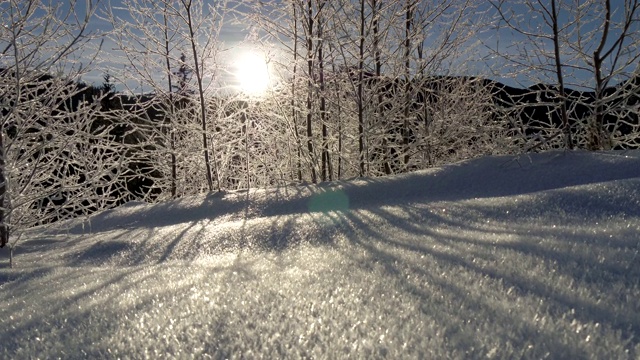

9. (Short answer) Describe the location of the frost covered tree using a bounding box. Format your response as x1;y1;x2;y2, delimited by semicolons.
488;0;640;150
489;0;576;149
244;0;322;183
327;0;483;175
329;0;382;177
569;0;640;149
247;0;494;181
419;76;517;166
104;0;232;195
0;0;127;262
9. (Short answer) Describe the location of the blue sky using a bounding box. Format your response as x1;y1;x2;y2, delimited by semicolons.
48;0;640;91
480;0;640;89
66;0;248;89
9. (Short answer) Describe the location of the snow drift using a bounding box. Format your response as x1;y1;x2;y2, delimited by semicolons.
0;150;639;359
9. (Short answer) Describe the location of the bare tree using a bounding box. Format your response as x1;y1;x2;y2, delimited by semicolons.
247;0;319;183
330;0;482;174
489;0;640;150
179;0;218;191
572;0;640;149
329;0;394;177
489;0;577;149
317;0;331;182
401;0;416;168
549;0;573;149
0;0;128;264
292;2;303;181
163;4;178;198
304;0;320;183
105;0;231;195
421;77;516;166
105;0;186;198
250;0;501;182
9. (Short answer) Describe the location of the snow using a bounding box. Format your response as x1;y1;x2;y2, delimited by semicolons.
1;150;639;358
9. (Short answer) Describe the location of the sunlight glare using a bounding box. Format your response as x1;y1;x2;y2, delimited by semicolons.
235;52;270;96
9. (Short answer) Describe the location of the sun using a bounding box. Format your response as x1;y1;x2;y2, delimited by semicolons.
235;52;270;96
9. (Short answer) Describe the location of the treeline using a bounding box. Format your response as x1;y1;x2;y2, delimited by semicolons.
1;0;639;252
4;67;637;213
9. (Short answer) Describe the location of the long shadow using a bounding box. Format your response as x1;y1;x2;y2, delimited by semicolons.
15;151;640;269
324;196;640;356
59;151;640;237
319;209;581;358
5;151;638;356
2;208;638;357
0;259;255;358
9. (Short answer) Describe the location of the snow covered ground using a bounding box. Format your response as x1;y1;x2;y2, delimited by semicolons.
1;150;639;359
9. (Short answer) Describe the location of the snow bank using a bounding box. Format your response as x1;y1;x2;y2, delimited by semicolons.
1;150;639;358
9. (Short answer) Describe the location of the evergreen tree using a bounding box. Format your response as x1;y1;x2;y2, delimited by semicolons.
172;53;193;97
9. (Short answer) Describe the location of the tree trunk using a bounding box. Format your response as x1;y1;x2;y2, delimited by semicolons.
550;0;573;150
163;6;178;198
183;0;217;191
306;0;317;183
591;0;611;150
372;0;391;174
357;0;366;177
0;129;8;248
318;1;329;182
403;0;414;168
292;3;303;182
328;41;343;180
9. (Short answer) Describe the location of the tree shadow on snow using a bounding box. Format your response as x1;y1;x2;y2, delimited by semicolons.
319;191;640;358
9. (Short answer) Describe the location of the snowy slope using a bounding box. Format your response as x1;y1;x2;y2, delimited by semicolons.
1;150;639;359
